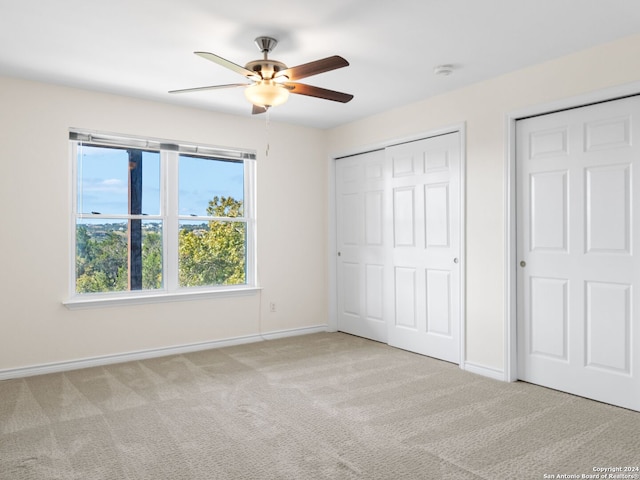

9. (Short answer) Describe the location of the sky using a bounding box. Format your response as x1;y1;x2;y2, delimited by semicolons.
77;145;244;217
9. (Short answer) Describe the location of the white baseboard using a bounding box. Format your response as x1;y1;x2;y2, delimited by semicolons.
463;361;507;381
260;324;329;340
0;324;329;381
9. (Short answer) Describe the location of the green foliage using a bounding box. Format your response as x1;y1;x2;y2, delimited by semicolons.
75;196;246;293
76;226;162;293
179;196;246;287
207;195;244;218
142;231;163;290
76;226;129;293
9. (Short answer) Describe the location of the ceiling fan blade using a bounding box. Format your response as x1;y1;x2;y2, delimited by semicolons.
285;82;354;103
194;52;261;80
252;104;268;115
276;56;349;81
168;83;248;94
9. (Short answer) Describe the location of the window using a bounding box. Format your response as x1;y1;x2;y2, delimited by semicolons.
178;154;247;287
67;131;256;307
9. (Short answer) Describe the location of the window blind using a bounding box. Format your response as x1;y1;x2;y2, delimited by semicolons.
69;130;256;161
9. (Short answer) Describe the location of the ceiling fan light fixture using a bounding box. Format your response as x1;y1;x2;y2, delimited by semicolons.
244;81;290;108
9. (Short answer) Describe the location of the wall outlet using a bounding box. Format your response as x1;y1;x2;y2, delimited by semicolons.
269;302;276;313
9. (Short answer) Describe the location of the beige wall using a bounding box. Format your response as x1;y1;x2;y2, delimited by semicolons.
3;32;640;376
0;77;328;371
327;33;640;373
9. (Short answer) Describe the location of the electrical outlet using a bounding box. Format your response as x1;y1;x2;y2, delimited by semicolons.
269;302;276;313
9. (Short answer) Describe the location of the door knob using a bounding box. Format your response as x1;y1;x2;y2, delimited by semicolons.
520;261;526;267
453;258;459;264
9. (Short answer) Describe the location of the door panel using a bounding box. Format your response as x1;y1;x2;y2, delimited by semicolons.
585;281;630;373
585;165;630;253
425;184;450;247
426;269;452;335
530;171;567;251
365;191;383;245
516;96;640;411
365;264;384;320
386;133;461;363
529;276;568;360
342;262;360;316
394;267;417;328
336;150;388;342
393;187;416;247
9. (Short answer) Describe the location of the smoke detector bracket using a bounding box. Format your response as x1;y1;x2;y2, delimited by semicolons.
434;64;454;76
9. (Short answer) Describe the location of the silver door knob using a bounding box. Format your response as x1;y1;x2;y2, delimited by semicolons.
520;261;526;267
453;258;459;264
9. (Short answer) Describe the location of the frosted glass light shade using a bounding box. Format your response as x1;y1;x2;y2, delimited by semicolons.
244;81;289;107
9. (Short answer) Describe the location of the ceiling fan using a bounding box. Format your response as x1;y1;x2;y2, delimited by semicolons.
169;36;354;114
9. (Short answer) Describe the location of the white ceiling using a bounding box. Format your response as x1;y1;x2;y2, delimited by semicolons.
1;0;640;129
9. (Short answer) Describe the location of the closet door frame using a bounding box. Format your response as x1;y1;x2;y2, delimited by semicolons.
328;123;466;368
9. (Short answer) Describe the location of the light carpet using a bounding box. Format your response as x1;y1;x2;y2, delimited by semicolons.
1;332;638;479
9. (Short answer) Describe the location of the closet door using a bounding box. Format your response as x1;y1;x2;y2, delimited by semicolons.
385;133;461;363
516;96;640;411
336;149;389;342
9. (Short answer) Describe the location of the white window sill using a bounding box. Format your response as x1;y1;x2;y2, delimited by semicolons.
63;286;261;310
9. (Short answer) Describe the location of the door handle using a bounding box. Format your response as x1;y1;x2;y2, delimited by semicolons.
453;257;459;264
520;261;526;267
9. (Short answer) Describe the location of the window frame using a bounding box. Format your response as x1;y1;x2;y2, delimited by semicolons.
64;131;258;309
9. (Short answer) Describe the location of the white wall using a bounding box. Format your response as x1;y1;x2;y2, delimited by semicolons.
0;77;328;371
4;32;640;377
327;33;640;373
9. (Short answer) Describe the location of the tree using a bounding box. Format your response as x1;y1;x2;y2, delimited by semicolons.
75;196;245;293
142;231;162;289
179;196;246;287
75;226;128;293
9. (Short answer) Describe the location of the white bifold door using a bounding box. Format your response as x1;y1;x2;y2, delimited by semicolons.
517;96;640;411
336;149;389;343
336;132;461;364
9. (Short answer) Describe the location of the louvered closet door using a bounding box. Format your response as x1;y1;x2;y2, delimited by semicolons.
517;96;640;411
385;133;461;363
336;149;389;343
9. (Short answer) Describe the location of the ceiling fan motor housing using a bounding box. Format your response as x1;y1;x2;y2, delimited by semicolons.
245;59;287;80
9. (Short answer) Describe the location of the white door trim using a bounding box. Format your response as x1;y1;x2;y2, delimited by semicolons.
328;123;467;368
505;81;640;383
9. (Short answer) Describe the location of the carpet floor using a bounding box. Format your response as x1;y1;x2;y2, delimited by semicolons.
1;332;638;479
